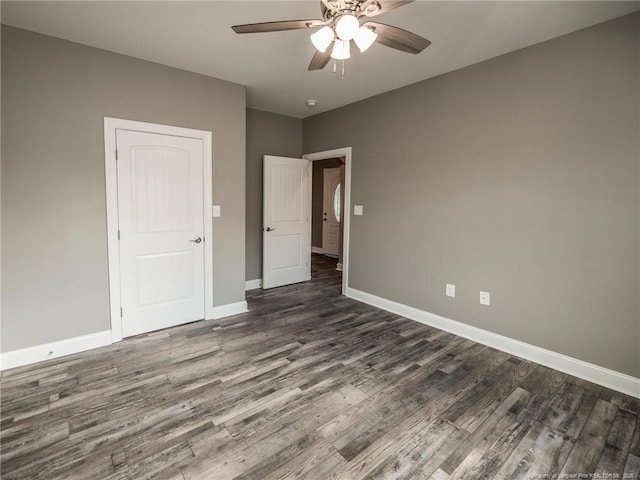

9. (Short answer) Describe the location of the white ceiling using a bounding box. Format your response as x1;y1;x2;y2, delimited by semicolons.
2;1;638;118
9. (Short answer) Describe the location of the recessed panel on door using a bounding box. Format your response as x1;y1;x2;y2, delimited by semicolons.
271;234;302;271
272;166;303;222
133;147;192;234
136;251;194;307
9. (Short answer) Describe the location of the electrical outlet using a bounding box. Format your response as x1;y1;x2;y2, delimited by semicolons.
354;205;363;216
479;291;490;306
446;284;455;298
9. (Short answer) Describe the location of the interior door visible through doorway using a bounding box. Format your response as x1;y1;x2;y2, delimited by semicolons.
116;130;205;337
322;167;341;257
263;155;312;289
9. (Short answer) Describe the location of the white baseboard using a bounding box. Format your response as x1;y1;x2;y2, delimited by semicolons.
346;287;640;398
0;330;112;371
337;263;343;272
210;301;249;320
245;279;262;291
312;246;324;254
1;301;249;371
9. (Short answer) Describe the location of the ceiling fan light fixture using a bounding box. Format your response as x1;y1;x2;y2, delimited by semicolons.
310;26;335;52
354;26;377;52
335;14;360;41
331;39;351;60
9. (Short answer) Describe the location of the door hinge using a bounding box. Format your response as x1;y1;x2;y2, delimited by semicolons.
120;307;123;317
115;149;118;161
117;230;121;240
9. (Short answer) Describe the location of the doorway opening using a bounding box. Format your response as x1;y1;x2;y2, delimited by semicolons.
311;158;345;271
260;148;351;295
303;147;352;296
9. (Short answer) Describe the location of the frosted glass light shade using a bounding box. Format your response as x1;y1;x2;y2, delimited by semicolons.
354;26;377;52
335;15;359;40
331;39;351;60
310;26;334;52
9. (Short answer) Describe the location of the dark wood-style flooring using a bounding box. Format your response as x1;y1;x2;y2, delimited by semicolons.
1;254;639;479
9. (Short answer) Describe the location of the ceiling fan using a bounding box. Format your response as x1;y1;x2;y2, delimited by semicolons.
232;0;431;71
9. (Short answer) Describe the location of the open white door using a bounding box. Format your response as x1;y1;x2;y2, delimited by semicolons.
322;167;341;257
263;155;311;289
117;130;205;337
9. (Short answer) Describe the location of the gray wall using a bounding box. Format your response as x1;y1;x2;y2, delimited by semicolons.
246;108;302;282
303;13;640;377
1;26;247;352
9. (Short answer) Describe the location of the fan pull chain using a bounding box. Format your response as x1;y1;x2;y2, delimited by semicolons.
331;59;346;79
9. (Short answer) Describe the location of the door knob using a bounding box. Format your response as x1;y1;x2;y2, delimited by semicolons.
190;237;202;243
265;227;276;232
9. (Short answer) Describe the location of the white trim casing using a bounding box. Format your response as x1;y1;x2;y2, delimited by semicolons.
104;118;214;341
210;301;249;320
0;331;112;371
303;148;352;296
311;246;324;254
245;279;263;291
346;287;640;399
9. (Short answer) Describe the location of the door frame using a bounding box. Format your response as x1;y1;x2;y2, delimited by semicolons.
303;147;352;296
104;117;213;342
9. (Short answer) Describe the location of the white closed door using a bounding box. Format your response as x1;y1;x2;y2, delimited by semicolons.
322;167;341;257
117;130;205;337
263;155;311;289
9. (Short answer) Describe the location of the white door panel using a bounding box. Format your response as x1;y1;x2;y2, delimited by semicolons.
117;130;205;337
263;155;311;289
322;167;341;257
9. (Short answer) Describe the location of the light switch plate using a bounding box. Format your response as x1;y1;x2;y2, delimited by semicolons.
212;205;221;217
354;205;363;216
446;284;455;298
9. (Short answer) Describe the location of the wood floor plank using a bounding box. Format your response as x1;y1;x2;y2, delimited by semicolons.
560;398;618;475
448;392;539;479
517;364;567;422
328;403;451;479
540;377;602;441
261;438;340;480
595;408;637;475
439;387;532;476
453;359;537;433
362;417;459;480
493;421;575;480
625;454;640;478
2;254;638;480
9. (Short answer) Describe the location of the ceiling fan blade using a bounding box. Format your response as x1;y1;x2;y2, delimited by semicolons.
232;20;322;34
360;0;414;17
363;21;430;54
308;48;333;71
